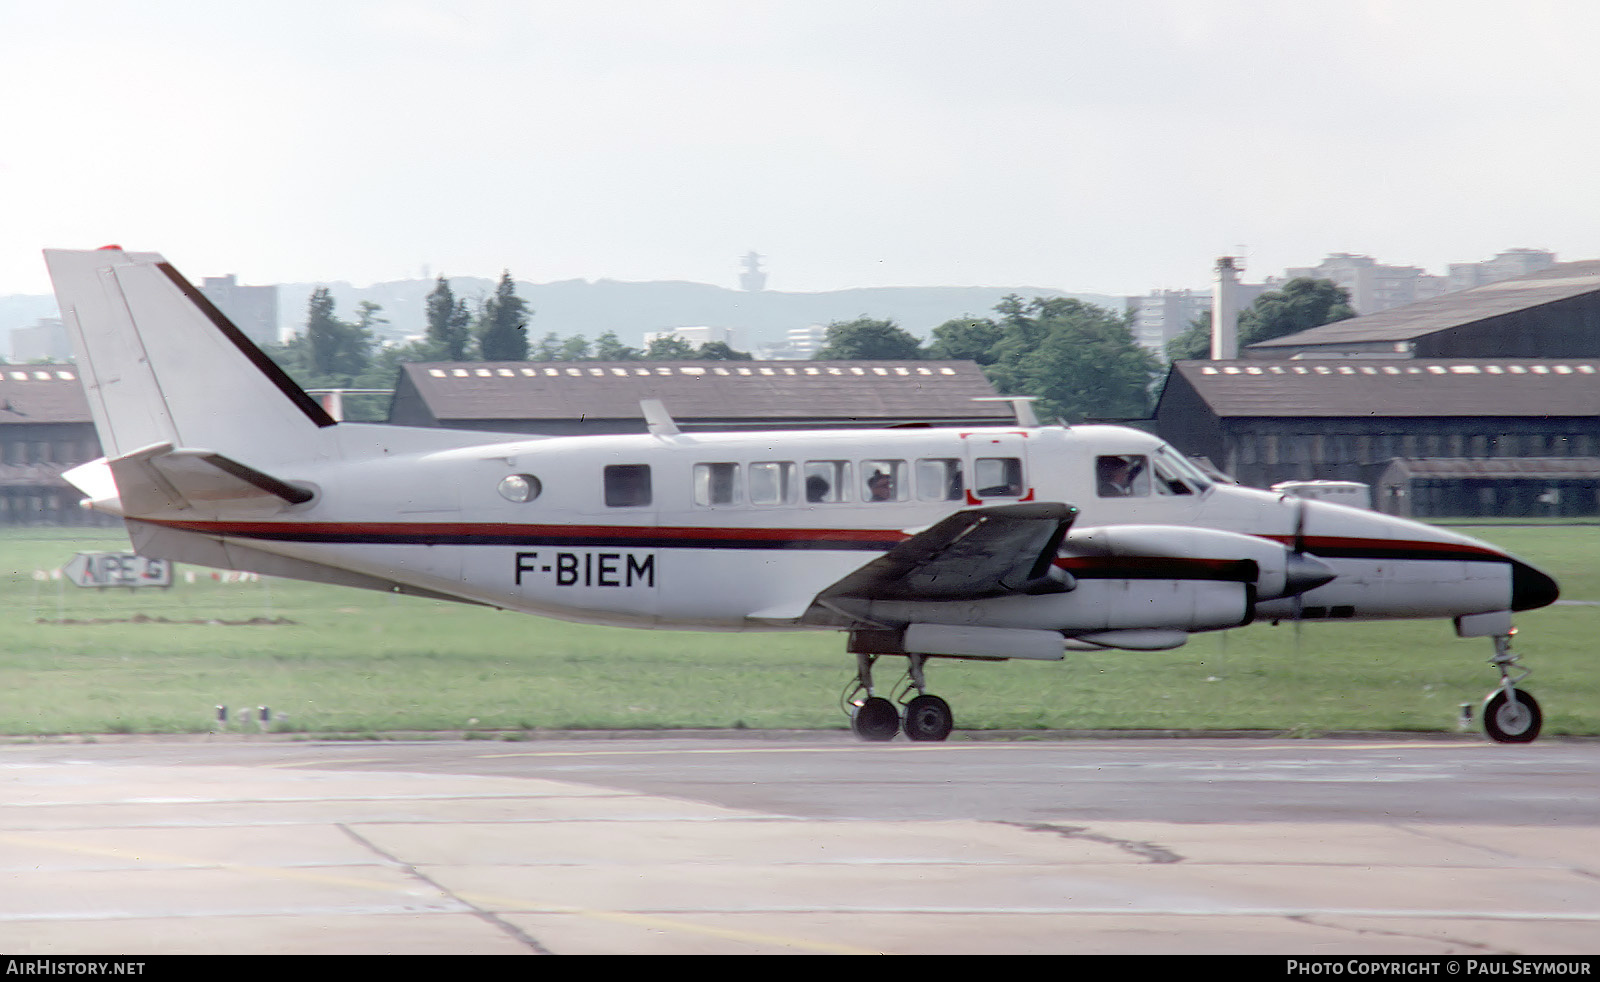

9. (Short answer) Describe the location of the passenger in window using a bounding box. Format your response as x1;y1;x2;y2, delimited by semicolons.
806;474;831;502
867;471;894;501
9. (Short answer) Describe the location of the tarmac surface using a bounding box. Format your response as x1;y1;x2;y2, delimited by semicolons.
2;733;1598;955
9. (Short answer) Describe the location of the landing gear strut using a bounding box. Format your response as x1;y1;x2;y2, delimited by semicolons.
845;653;900;741
843;652;955;742
901;654;954;742
1483;633;1542;744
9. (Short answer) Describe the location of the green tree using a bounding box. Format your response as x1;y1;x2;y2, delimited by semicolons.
812;317;924;360
694;340;753;361
476;271;530;361
1165;311;1211;362
927;316;1005;365
557;334;592;361
1237;277;1356;347
984;296;1158;423
424;276;473;361
304;287;373;378
595;330;642;361
531;331;565;361
644;334;697;359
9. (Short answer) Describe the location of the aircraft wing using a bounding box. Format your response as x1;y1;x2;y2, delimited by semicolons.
818;502;1077;603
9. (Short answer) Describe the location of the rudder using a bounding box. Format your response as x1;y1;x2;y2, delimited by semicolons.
45;247;334;464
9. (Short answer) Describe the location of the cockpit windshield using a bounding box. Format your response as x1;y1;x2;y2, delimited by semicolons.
1152;444;1212;495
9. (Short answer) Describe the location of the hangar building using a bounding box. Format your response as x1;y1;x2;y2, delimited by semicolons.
387;360;1010;435
1155;359;1600;516
1245;260;1600;360
1157;261;1600;517
0;365;103;525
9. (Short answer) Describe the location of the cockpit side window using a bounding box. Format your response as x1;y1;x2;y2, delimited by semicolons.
1096;454;1149;498
1154;445;1212;495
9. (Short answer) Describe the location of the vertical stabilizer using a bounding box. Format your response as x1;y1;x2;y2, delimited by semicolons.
45;248;334;463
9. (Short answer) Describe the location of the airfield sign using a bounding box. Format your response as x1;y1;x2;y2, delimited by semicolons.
62;552;173;589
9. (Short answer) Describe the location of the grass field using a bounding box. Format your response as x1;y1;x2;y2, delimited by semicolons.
1;525;1595;738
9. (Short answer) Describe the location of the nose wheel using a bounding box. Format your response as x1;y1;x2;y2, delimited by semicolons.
1483;634;1542;744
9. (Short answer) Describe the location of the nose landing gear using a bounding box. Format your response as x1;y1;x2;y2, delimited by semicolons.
1483;634;1542;744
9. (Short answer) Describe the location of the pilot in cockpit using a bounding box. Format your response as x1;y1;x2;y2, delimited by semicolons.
1097;455;1140;497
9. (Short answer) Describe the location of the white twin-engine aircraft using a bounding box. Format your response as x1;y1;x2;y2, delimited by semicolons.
46;248;1561;743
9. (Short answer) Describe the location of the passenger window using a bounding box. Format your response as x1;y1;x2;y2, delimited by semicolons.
693;463;741;506
916;458;964;501
804;460;851;503
974;457;1023;498
748;461;796;505
604;464;652;507
1096;454;1149;498
861;459;908;502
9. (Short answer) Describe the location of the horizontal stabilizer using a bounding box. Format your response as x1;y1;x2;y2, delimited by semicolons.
102;443;312;517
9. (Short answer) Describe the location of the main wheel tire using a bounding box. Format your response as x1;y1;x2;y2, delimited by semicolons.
902;693;954;742
850;696;900;742
1484;688;1542;744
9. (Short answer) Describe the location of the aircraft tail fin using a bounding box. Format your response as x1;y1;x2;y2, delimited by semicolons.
44;247;335;464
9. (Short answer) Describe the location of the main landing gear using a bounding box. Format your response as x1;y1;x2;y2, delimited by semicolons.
1482;633;1542;744
844;652;955;742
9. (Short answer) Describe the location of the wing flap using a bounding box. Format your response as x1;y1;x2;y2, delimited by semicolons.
819;502;1077;603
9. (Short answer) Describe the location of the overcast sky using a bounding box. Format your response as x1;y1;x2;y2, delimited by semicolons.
2;0;1595;298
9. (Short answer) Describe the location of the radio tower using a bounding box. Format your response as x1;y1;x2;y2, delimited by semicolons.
739;251;768;292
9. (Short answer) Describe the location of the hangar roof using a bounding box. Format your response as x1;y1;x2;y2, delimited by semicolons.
394;360;1011;425
1248;261;1600;351
1168;358;1600;418
0;365;90;424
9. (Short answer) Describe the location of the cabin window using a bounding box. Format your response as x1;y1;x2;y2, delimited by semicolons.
497;474;542;503
604;464;652;507
693;463;741;506
1096;454;1149;497
748;461;797;505
916;458;964;501
861;459;909;502
804;460;851;503
974;457;1024;498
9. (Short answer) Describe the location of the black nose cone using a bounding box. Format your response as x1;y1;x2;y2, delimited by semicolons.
1511;559;1560;612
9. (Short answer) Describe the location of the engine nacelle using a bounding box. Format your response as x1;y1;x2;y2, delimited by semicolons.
1063;525;1334;602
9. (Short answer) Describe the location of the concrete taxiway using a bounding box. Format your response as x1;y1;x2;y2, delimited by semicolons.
2;736;1597;955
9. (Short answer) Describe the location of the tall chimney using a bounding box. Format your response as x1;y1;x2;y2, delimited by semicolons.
1211;256;1243;360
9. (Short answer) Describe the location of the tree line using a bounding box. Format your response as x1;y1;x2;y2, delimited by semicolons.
266;270;1354;425
265;272;755;420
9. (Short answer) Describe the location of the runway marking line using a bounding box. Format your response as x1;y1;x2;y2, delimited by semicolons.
472;741;1474;761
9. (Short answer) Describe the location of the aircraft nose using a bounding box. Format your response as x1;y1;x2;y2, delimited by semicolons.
1510;558;1560;612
